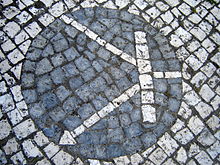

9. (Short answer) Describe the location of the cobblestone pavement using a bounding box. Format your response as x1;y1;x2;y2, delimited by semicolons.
0;0;219;164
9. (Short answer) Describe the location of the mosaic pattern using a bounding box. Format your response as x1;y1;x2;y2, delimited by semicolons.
21;8;182;159
0;0;219;164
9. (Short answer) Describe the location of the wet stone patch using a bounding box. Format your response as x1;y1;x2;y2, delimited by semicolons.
21;7;182;160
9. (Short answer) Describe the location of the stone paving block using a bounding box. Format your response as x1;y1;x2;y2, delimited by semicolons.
22;139;43;158
1;2;219;164
10;151;27;165
13;119;37;139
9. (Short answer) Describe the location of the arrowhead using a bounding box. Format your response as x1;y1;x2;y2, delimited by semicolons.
59;130;76;145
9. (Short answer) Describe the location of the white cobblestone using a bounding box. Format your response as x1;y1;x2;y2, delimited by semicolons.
25;22;42;38
170;34;184;47
22;139;43;158
175;147;187;164
103;1;117;9
16;11;32;24
130;153;144;165
183;90;201;106
199;84;215;102
190;27;206;41
188;143;200;158
15;30;29;45
207;141;220;159
60;130;76;145
0;119;11;140
141;105;156;123
141;91;154;104
7;109;23;125
156;1;169;11
34;131;49;147
1;39;16;52
19;39;31;54
206;115;220;131
201;62;216;77
175;27;192;42
128;5;140;15
190;72;207;88
211;95;220;111
195;151;213;165
44;142;60;159
3;73;16;86
139;74;153;89
13;119;37;139
197;129;216;146
114;156;130;165
0;81;7;93
148;147;167;165
3;138;19;155
16;100;28;117
3;6;20;19
11;151;27;165
188;116;205;135
187;40;201;52
174;128;194;145
0;93;15;112
36;158;51;165
146;7;160;19
202;38;216;53
0;0;13;6
178;3;191;16
115;0;129;9
157;133;179;156
3;21;21;38
8;49;24;65
178;101;192;119
52;150;74;165
195;101;213;119
39;13;55;27
171;119;185;133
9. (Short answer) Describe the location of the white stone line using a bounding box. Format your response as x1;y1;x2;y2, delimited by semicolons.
62;15;137;66
135;31;156;123
153;72;182;78
59;84;140;145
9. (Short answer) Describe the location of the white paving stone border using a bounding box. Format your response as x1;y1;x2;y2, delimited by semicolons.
0;0;219;164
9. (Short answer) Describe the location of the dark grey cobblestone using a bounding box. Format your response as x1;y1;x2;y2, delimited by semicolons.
20;7;182;160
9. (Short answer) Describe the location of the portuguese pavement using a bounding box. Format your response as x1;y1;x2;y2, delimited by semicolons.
0;0;219;164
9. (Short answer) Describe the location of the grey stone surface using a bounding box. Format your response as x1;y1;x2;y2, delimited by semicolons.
62;63;79;77
125;123;143;138
108;128;124;143
55;86;71;102
21;73;35;88
77;103;96;119
63;47;80;61
22;89;37;104
92;96;108;110
41;93;59;110
50;67;65;85
51;53;66;67
69;76;84;89
75;57;91;71
35;58;53;75
20;7;184;160
49;106;66;122
36;74;53;93
63;97;82;113
81;67;96;82
63;116;82;130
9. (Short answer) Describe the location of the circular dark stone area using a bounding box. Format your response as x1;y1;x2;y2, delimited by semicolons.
21;7;182;160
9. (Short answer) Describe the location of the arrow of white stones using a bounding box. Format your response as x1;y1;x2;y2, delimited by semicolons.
59;15;182;145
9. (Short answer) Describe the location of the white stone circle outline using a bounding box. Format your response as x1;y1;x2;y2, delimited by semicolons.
7;2;189;163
